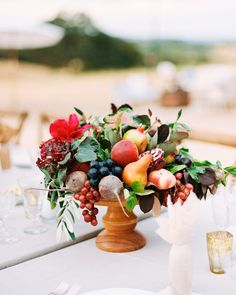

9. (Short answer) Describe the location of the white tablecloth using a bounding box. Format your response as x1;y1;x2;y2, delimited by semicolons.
0;199;235;295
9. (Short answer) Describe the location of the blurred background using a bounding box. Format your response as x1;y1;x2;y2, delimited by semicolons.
0;0;236;168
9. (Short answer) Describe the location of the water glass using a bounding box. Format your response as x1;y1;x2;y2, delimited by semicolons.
0;190;19;243
211;187;229;230
206;231;233;274
23;188;47;234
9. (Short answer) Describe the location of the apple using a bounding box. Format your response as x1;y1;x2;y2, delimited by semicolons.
148;169;176;190
123;129;148;153
111;139;139;167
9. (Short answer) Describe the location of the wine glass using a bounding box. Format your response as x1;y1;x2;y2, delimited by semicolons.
23;188;48;235
0;190;19;243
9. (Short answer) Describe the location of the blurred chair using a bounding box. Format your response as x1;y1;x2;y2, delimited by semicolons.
39;112;59;143
0;110;28;169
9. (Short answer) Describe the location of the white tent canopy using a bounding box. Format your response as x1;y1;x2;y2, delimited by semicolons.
0;20;64;50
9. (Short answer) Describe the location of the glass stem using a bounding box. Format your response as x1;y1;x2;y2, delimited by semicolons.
32;217;40;228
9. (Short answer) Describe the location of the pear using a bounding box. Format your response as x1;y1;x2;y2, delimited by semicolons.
122;154;152;187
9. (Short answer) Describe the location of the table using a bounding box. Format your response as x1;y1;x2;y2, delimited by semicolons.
0;167;149;270
0;199;235;295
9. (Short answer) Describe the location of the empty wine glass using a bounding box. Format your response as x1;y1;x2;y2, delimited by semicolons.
0;190;19;243
23;188;47;234
211;186;230;230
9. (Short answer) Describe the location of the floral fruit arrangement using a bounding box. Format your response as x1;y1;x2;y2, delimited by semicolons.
37;104;236;239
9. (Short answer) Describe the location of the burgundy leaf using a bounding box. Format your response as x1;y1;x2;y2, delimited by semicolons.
199;168;216;186
158;124;170;144
139;195;154;213
148;108;153;117
110;103;118;114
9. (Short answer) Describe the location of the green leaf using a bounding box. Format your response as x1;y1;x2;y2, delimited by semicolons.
74;107;84;116
71;139;82;151
148;131;158;150
170;164;187;174
104;127;121;146
75;148;97;163
170;131;188;142
135;115;151;128
178;122;191;131
117;104;133;112
39;167;51;181
80;136;99;151
58;152;71;165
193;160;212;167
125;193;138;211
64;222;76;241
224;166;236;177
136;189;155;196
131;181;145;193
188;169;200;183
58;168;67;183
177;109;182;121
50;191;57;209
159;142;176;156
68;209;75;223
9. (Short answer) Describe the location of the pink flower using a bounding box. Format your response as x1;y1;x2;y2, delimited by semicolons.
49;114;91;141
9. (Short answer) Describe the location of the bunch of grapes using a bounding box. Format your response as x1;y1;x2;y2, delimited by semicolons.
87;159;123;188
173;172;193;204
174;154;192;167
74;180;101;226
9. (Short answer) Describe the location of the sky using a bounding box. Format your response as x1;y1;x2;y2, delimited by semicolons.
0;0;236;41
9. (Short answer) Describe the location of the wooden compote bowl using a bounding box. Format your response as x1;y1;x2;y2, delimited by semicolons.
96;198;146;253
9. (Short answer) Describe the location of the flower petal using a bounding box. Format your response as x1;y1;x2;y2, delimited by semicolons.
68;114;79;131
50;119;69;139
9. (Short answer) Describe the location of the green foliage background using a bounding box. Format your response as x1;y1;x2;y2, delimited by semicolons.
0;13;211;70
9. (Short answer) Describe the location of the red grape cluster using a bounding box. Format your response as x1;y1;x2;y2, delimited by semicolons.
74;180;101;226
174;172;193;204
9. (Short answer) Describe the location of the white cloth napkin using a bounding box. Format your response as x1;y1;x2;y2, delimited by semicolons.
156;193;202;295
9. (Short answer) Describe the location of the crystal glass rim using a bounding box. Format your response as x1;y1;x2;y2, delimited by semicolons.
206;230;233;241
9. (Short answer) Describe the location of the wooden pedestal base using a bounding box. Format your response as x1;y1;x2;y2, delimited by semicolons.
96;200;146;253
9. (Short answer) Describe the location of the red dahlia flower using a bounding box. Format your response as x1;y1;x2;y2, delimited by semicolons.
49;114;91;141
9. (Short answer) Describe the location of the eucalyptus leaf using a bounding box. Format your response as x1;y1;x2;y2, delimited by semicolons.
159;142;176;156
147;131;158;150
170;131;188;142
75;148;97;162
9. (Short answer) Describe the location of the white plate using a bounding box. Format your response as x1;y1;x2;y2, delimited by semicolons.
82;288;156;295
